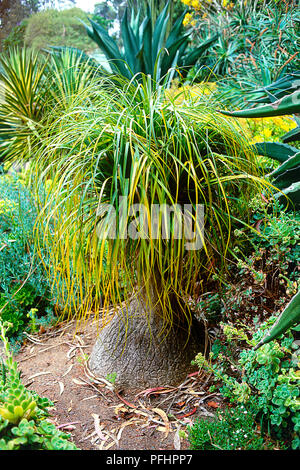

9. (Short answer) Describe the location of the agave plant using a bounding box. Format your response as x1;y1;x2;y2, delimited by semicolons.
254;289;300;350
82;1;218;85
221;76;300;208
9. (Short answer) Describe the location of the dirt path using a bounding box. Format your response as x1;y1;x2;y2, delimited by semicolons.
15;318;218;450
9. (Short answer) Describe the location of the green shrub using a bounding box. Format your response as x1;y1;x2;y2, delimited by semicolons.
193;318;300;449
0;171;56;344
0;321;78;450
188;404;269;450
24;8;95;52
192;206;300;328
2;20;28;51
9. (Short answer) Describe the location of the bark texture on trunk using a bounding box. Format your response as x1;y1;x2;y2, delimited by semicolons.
89;291;204;391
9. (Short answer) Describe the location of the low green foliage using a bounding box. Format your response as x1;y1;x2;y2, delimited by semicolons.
192;206;300;327
0;171;56;344
193;318;300;449
0;321;78;450
188;404;269;450
106;372;117;385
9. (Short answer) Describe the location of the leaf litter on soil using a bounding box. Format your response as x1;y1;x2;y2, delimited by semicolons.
16;316;220;450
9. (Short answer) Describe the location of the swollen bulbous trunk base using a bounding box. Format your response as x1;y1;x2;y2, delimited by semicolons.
89;295;204;391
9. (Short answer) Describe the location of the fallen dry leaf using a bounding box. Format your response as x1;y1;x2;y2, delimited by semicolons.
72;378;86;386
58;381;64;395
62;364;73;377
28;371;52;380
176;401;186;409
101;440;115;451
92;414;106;441
152;408;170;438
114;404;128;415
115;391;136;409
136;387;176;398
173;429;181;450
82;395;98;401
57;421;79;430
116;418;142;441
177;407;197;419
188;371;200;377
206;401;220;409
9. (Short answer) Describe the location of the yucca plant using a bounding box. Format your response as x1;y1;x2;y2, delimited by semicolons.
26;67;272;390
82;1;218;85
0;48;100;163
0;48;47;162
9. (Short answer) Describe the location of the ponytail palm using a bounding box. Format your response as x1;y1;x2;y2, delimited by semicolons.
31;75;270;389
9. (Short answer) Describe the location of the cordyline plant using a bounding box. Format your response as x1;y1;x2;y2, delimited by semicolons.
0;48;47;162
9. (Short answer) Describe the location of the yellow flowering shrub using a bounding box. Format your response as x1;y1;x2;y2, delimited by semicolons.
181;0;234;26
2;163;31;188
166;81;298;151
238;116;297;145
183;12;196;27
166;80;217;104
0;198;17;218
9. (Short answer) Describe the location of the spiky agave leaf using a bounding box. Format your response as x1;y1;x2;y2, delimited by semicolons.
249;72;300;105
254;290;300;350
82;3;217;85
251;142;299;163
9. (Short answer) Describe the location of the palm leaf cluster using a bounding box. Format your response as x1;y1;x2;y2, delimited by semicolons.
0;48;99;162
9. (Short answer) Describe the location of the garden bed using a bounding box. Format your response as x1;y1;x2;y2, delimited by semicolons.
15;317;219;451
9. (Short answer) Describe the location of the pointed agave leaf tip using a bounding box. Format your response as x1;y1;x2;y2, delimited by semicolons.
254;290;300;350
220;89;300;119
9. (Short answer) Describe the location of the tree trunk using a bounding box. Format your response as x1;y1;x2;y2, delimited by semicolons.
89;287;204;391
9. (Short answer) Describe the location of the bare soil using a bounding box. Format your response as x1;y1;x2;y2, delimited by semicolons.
15;318;218;451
